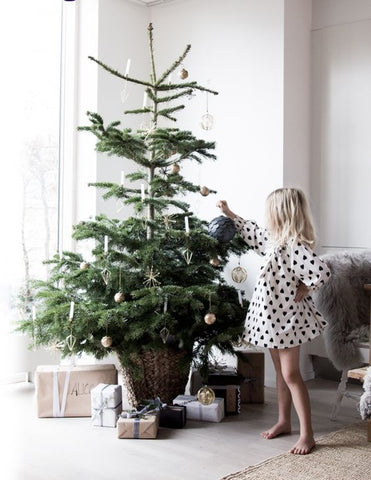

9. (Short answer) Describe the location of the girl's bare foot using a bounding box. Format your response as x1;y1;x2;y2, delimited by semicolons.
289;435;315;454
261;421;291;439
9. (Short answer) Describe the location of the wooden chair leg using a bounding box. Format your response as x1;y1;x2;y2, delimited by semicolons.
331;369;348;420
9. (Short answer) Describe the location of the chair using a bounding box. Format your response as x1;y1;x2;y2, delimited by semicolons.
331;284;371;442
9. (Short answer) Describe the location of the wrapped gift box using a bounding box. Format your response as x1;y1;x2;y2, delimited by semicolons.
207;385;241;415
159;405;186;428
173;395;224;423
237;351;265;403
117;412;159;439
91;383;122;427
35;364;118;418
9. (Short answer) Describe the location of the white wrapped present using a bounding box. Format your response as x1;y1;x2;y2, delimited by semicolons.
173;395;224;423
91;383;122;427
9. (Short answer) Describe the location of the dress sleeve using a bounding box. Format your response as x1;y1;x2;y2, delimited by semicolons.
290;242;331;290
234;215;269;256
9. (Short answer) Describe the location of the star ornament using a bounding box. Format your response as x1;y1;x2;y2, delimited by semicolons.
143;266;161;288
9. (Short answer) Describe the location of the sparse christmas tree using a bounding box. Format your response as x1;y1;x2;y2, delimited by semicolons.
18;24;250;405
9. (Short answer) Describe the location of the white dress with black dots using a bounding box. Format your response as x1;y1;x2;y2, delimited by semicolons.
234;216;331;349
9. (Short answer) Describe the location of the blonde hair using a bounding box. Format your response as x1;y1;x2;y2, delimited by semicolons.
265;188;316;248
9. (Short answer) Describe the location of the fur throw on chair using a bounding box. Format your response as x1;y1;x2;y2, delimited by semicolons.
313;251;371;371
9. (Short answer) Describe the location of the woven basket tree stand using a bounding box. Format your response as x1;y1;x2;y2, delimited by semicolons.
120;348;191;407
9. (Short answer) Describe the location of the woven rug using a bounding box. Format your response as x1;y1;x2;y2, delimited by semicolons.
220;422;371;480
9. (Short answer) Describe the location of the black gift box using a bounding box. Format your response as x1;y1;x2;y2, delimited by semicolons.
160;405;187;428
207;367;241;386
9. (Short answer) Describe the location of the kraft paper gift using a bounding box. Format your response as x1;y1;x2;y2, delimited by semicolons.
117;412;159;439
91;383;122;427
35;364;118;418
173;395;224;422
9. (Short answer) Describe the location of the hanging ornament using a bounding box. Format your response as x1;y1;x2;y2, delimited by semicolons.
208;216;236;243
101;336;112;348
209;256;220;267
204;312;216;325
47;339;66;352
197;386;215;405
114;292;125;303
101;268;111;285
171;163;180;174
231;265;248;284
160;327;170;344
65;333;76;351
201;91;214;130
79;261;89;271
182;248;193;265
201;113;214;131
204;292;216;325
143;266;161;288
163;214;176;230
179;67;188;79
200;186;210;196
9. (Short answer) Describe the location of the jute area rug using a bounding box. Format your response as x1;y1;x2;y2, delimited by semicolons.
220;422;371;480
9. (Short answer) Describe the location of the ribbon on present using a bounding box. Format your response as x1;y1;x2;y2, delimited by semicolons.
52;366;72;418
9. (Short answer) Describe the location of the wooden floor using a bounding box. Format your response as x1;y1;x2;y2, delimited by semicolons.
1;378;364;480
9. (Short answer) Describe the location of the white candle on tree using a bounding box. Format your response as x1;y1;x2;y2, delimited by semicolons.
104;235;109;253
69;301;75;320
125;58;131;77
185;216;190;234
120;171;125;186
143;91;148;108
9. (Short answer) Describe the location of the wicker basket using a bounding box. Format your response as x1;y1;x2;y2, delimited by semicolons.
121;348;191;407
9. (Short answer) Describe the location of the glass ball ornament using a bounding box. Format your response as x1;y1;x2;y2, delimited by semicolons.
179;68;188;79
209;256;220;267
171;163;180;174
101;336;112;348
79;261;89;271
231;266;247;283
197;386;215;405
204;312;216;325
208;216;236;243
114;292;125;303
200;186;210;196
201;113;214;131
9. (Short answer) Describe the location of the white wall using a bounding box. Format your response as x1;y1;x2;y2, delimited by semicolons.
310;0;371;251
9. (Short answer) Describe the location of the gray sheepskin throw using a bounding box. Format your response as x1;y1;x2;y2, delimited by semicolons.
313;251;371;371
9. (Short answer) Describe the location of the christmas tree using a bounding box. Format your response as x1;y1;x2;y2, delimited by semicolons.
18;24;250;405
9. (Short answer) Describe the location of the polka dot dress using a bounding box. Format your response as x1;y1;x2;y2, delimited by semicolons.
234;216;331;349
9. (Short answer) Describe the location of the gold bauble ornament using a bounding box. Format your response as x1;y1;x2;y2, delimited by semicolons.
197;385;215;405
79;261;89;271
200;186;210;196
231;266;248;283
204;312;216;325
171;163;180;174
101;336;112;348
209;256;220;267
179;68;188;79
114;292;125;303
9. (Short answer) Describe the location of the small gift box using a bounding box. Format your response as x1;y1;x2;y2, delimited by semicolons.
173;395;224;423
35;364;118;418
207;385;241;415
159;405;187;428
91;384;122;427
117;408;159;439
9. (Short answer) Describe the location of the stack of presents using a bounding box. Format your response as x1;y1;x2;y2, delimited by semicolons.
35;351;264;439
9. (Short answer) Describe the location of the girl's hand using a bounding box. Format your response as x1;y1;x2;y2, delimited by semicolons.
294;282;310;302
216;200;236;219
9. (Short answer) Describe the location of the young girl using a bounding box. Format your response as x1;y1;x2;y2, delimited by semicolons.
217;188;330;455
